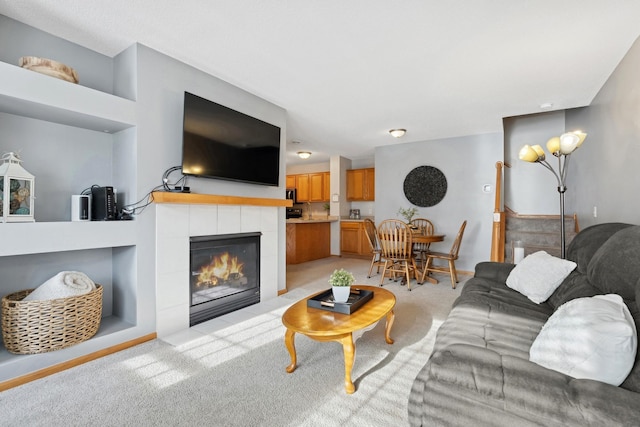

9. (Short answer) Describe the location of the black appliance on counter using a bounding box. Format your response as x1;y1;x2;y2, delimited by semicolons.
286;208;303;219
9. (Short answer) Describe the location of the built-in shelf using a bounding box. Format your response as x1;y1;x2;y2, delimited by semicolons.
0;21;148;392
0;315;142;383
0;221;137;256
152;191;293;207
0;61;136;133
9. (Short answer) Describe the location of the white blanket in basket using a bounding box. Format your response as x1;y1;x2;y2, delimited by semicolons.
23;271;96;301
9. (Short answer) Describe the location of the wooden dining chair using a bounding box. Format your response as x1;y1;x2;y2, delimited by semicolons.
363;218;385;278
377;219;420;291
410;218;434;268
421;220;467;289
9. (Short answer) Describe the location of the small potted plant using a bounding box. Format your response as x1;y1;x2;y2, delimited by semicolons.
328;268;355;303
398;206;418;224
323;203;330;218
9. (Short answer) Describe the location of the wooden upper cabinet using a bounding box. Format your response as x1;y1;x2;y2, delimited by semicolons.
288;172;330;202
323;172;331;201
295;174;310;202
309;173;324;202
347;168;375;201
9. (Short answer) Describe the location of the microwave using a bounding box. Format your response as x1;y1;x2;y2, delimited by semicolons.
285;188;297;203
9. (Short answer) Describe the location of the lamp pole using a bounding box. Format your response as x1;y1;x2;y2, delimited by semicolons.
558;185;567;259
536;154;569;259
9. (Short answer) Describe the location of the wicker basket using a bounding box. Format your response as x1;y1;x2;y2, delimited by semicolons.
1;285;103;354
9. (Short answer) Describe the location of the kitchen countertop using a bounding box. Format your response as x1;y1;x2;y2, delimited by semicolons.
286;217;339;224
339;216;374;222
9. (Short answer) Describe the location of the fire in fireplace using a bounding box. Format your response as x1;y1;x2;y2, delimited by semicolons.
190;232;261;326
194;252;247;288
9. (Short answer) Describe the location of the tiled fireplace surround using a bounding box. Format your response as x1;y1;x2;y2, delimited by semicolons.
155;201;280;338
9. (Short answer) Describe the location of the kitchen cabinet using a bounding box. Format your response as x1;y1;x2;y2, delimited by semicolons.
309;173;325;202
286;175;296;189
340;221;373;258
287;172;330;202
286;222;331;264
295;174;310;202
346;168;375;201
323;172;331;201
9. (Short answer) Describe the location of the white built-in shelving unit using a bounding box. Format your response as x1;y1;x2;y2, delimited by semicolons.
0;49;142;383
0;61;135;132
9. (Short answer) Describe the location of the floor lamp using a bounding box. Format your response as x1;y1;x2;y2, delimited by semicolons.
518;130;587;259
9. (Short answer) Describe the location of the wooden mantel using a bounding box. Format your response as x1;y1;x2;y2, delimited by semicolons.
152;191;293;207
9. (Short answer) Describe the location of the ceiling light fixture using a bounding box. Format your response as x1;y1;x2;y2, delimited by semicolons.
297;151;312;159
389;129;406;138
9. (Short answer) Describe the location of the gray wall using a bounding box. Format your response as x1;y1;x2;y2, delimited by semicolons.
502;34;640;229
0;15;114;94
0;113;113;222
0;15;117;222
131;44;289;298
566;35;640;228
134;44;286;200
375;133;503;272
503;111;567;215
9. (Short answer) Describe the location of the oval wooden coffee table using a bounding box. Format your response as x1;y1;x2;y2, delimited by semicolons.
282;285;396;394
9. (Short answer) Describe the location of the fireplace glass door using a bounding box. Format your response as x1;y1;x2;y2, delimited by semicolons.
190;232;260;325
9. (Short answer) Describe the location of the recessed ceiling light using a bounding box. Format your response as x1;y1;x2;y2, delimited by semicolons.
540;103;553;110
389;129;406;138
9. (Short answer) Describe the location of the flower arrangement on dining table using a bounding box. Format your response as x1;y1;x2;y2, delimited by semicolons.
398;206;418;223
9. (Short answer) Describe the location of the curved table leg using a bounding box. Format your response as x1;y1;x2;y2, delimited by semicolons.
384;309;395;344
284;329;297;373
339;333;356;394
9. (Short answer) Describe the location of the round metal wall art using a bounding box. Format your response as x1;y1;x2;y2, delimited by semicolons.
403;165;447;207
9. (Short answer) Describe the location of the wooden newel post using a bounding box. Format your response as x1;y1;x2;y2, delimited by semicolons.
490;161;506;262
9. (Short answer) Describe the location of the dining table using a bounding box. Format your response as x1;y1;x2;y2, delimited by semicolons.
411;231;445;284
412;232;445;245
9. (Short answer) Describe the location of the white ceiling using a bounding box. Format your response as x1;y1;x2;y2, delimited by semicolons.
2;1;640;166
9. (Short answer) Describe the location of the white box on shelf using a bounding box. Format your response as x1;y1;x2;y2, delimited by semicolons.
71;194;90;221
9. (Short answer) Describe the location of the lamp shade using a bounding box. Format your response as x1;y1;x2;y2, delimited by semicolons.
559;132;580;154
518;145;540;162
532;144;545;160
546;137;561;154
574;130;587;147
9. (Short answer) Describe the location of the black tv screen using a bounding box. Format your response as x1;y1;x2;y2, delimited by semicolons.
181;92;281;186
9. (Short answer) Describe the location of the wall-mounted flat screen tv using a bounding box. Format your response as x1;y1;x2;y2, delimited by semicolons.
181;91;281;186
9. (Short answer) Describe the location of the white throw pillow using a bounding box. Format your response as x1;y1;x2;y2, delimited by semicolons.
506;251;576;304
530;294;637;386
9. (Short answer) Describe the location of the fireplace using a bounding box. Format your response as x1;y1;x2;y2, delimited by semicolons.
189;232;261;326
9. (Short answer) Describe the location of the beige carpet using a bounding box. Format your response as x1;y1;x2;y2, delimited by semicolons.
0;257;466;426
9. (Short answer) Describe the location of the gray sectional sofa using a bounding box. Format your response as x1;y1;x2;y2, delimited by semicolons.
408;222;640;426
